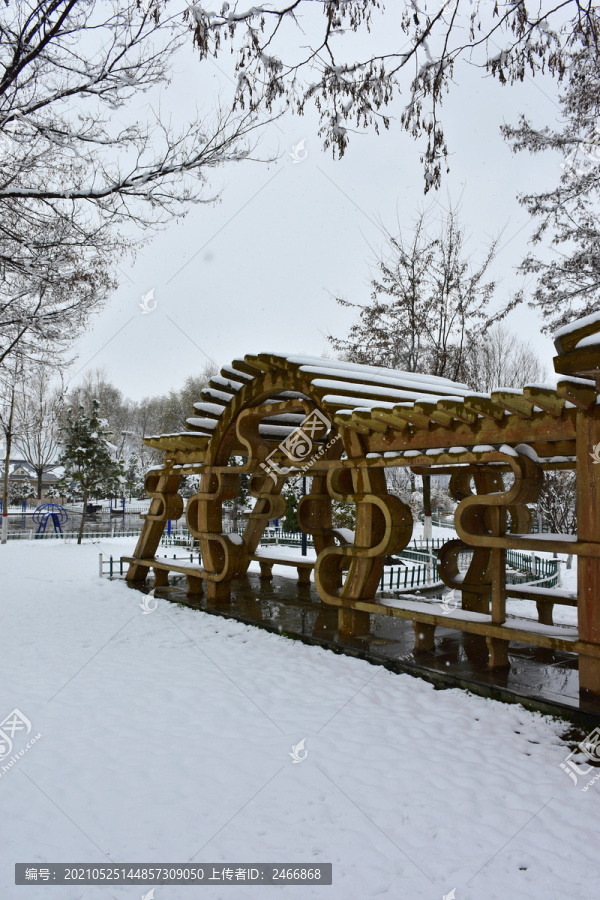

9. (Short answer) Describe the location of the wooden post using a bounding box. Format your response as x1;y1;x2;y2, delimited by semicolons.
413;621;436;652
486;636;510;669
297;565;311;586
338;607;370;636
126;471;182;585
490;550;506;626
259;561;273;580
186;574;204;597
576;407;600;696
153;568;169;588
206;580;231;604
536;600;554;626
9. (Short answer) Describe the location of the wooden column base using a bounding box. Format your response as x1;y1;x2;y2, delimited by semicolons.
579;653;600;697
297;567;311;586
535;601;554;625
153;568;170;588
126;563;150;585
338;607;370;637
259;563;273;581
186;575;204;597
206;580;231;603
412;621;436;653
486;636;510;669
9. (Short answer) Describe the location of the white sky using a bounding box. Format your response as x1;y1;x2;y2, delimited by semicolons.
67;5;567;401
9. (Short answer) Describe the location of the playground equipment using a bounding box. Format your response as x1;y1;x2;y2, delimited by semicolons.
125;311;600;699
32;503;68;537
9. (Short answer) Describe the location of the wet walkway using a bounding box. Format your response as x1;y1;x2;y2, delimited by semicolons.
139;572;600;727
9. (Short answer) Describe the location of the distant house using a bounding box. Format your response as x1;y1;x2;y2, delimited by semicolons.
0;456;62;502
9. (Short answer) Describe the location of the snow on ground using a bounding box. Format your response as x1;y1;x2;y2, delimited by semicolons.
1;538;598;900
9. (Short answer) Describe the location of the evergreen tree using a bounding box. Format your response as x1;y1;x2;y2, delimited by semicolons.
8;479;36;505
283;489;299;532
282;479;303;532
331;501;357;532
123;455;144;500
223;457;250;531
56;400;125;544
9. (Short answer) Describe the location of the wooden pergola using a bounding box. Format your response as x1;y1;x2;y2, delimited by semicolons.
126;312;600;698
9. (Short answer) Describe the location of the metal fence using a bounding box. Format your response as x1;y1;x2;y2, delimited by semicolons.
82;523;556;594
4;524;190;541
379;562;439;591
99;551;202;577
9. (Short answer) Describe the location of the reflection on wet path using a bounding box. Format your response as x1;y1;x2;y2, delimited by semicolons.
138;572;600;725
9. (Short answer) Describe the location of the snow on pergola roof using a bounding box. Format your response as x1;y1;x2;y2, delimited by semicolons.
142;345;593;459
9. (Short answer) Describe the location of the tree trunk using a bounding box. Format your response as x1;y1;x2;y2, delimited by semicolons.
1;430;12;544
77;490;88;545
36;468;43;500
1;386;15;545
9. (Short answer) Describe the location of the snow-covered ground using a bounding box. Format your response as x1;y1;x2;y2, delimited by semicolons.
2;538;598;900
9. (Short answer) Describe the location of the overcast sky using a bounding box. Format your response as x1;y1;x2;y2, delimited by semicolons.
67;4;567;402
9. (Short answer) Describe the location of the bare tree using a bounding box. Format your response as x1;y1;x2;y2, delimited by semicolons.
538;471;577;535
537;470;576;566
62;363;219;471
15;365;61;499
329;206;498;382
0;354;26;541
0;1;267;367
0;194;117;368
186;1;594;190
386;468;453;522
137;364;219;439
463;323;546;392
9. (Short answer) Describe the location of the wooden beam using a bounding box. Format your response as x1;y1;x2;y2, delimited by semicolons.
491;391;535;418
556;378;597;410
353;410;390;433
523;385;566;416
462;395;505;421
436;399;477;423
414;401;455;425
554;317;600;355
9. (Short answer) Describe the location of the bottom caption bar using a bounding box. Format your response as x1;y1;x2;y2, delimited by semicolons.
16;864;332;885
